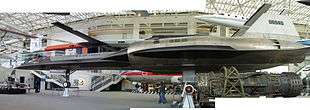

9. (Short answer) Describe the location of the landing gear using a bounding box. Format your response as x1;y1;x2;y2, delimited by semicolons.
173;66;259;108
181;83;196;108
63;69;74;97
180;70;197;108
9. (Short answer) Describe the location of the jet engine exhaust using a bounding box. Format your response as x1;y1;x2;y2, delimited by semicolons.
201;72;303;97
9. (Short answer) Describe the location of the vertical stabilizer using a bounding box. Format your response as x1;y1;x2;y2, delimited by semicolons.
232;4;300;41
245;14;299;37
232;4;271;36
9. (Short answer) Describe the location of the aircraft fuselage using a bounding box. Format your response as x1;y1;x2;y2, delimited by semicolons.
126;36;306;72
16;35;308;73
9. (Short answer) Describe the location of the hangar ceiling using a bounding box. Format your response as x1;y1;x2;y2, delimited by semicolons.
0;13;105;32
205;0;310;24
0;0;308;32
0;0;310;59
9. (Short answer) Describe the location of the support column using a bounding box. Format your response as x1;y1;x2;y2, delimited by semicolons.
63;69;71;97
181;70;196;108
218;26;227;37
306;75;310;96
187;21;197;35
133;23;140;39
40;76;46;92
183;70;196;83
226;27;230;37
182;91;195;108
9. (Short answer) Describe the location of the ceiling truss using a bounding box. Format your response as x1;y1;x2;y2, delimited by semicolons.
1;0;310;56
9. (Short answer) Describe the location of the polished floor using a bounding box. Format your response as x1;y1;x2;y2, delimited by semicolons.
0;90;176;110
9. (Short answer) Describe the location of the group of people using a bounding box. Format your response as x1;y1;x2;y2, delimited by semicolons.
134;83;144;93
134;82;168;104
134;82;185;104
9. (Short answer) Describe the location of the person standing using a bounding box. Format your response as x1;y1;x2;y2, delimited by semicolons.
135;83;140;93
158;82;167;104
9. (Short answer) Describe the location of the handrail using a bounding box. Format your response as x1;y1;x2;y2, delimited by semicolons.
91;74;113;90
50;75;66;84
30;70;64;87
295;62;310;74
91;76;105;87
93;75;123;91
93;78;113;91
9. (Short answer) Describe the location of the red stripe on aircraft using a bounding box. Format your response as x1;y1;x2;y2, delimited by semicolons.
45;44;83;51
120;71;182;76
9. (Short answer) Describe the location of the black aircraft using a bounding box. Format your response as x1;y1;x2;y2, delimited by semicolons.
14;4;307;101
16;4;308;74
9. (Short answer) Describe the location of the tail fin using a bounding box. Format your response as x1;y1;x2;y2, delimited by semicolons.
232;4;300;41
245;13;299;36
232;4;271;36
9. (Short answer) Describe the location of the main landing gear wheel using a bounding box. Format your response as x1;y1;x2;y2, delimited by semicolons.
63;82;71;88
63;69;76;97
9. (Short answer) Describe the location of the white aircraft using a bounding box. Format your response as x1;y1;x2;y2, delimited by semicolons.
194;13;247;28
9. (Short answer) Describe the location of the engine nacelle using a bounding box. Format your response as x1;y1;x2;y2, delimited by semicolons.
208;72;303;97
242;72;302;97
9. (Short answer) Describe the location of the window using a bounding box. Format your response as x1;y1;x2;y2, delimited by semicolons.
125;24;134;28
153;40;160;44
169;38;188;43
139;24;148;27
20;76;25;83
122;33;127;39
118;41;125;44
178;22;188;26
181;38;188;42
151;23;162;27
174;39;181;42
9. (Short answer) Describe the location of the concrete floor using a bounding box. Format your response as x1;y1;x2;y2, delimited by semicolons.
0;90;176;110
